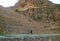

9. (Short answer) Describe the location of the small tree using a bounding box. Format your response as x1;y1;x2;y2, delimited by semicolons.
15;9;19;12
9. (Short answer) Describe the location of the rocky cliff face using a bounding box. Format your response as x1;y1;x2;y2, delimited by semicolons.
14;0;48;18
15;0;56;21
13;0;60;31
13;0;60;22
0;0;60;34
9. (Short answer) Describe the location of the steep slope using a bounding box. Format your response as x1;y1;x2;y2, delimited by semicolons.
0;6;51;34
13;0;60;22
13;0;48;18
0;0;60;34
11;0;60;28
12;0;56;22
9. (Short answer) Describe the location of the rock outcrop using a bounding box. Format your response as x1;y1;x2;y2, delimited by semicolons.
13;0;60;33
14;0;48;17
13;0;60;22
0;0;60;34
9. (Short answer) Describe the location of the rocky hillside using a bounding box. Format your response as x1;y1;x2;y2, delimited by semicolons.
0;6;44;34
12;0;60;28
0;0;60;34
14;0;48;19
12;0;60;22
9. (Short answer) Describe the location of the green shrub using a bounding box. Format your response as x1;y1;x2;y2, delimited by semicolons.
0;32;6;36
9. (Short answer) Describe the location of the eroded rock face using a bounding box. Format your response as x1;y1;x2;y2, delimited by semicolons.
0;0;60;34
15;0;40;11
15;0;48;10
14;0;48;17
14;0;59;21
12;0;60;33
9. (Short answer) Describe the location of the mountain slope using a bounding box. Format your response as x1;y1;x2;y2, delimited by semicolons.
0;0;60;34
0;6;51;34
12;0;60;22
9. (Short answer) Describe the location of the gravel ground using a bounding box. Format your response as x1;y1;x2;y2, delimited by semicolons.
0;36;60;41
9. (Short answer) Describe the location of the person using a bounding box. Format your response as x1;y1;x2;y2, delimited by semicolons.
31;30;32;34
28;29;33;34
